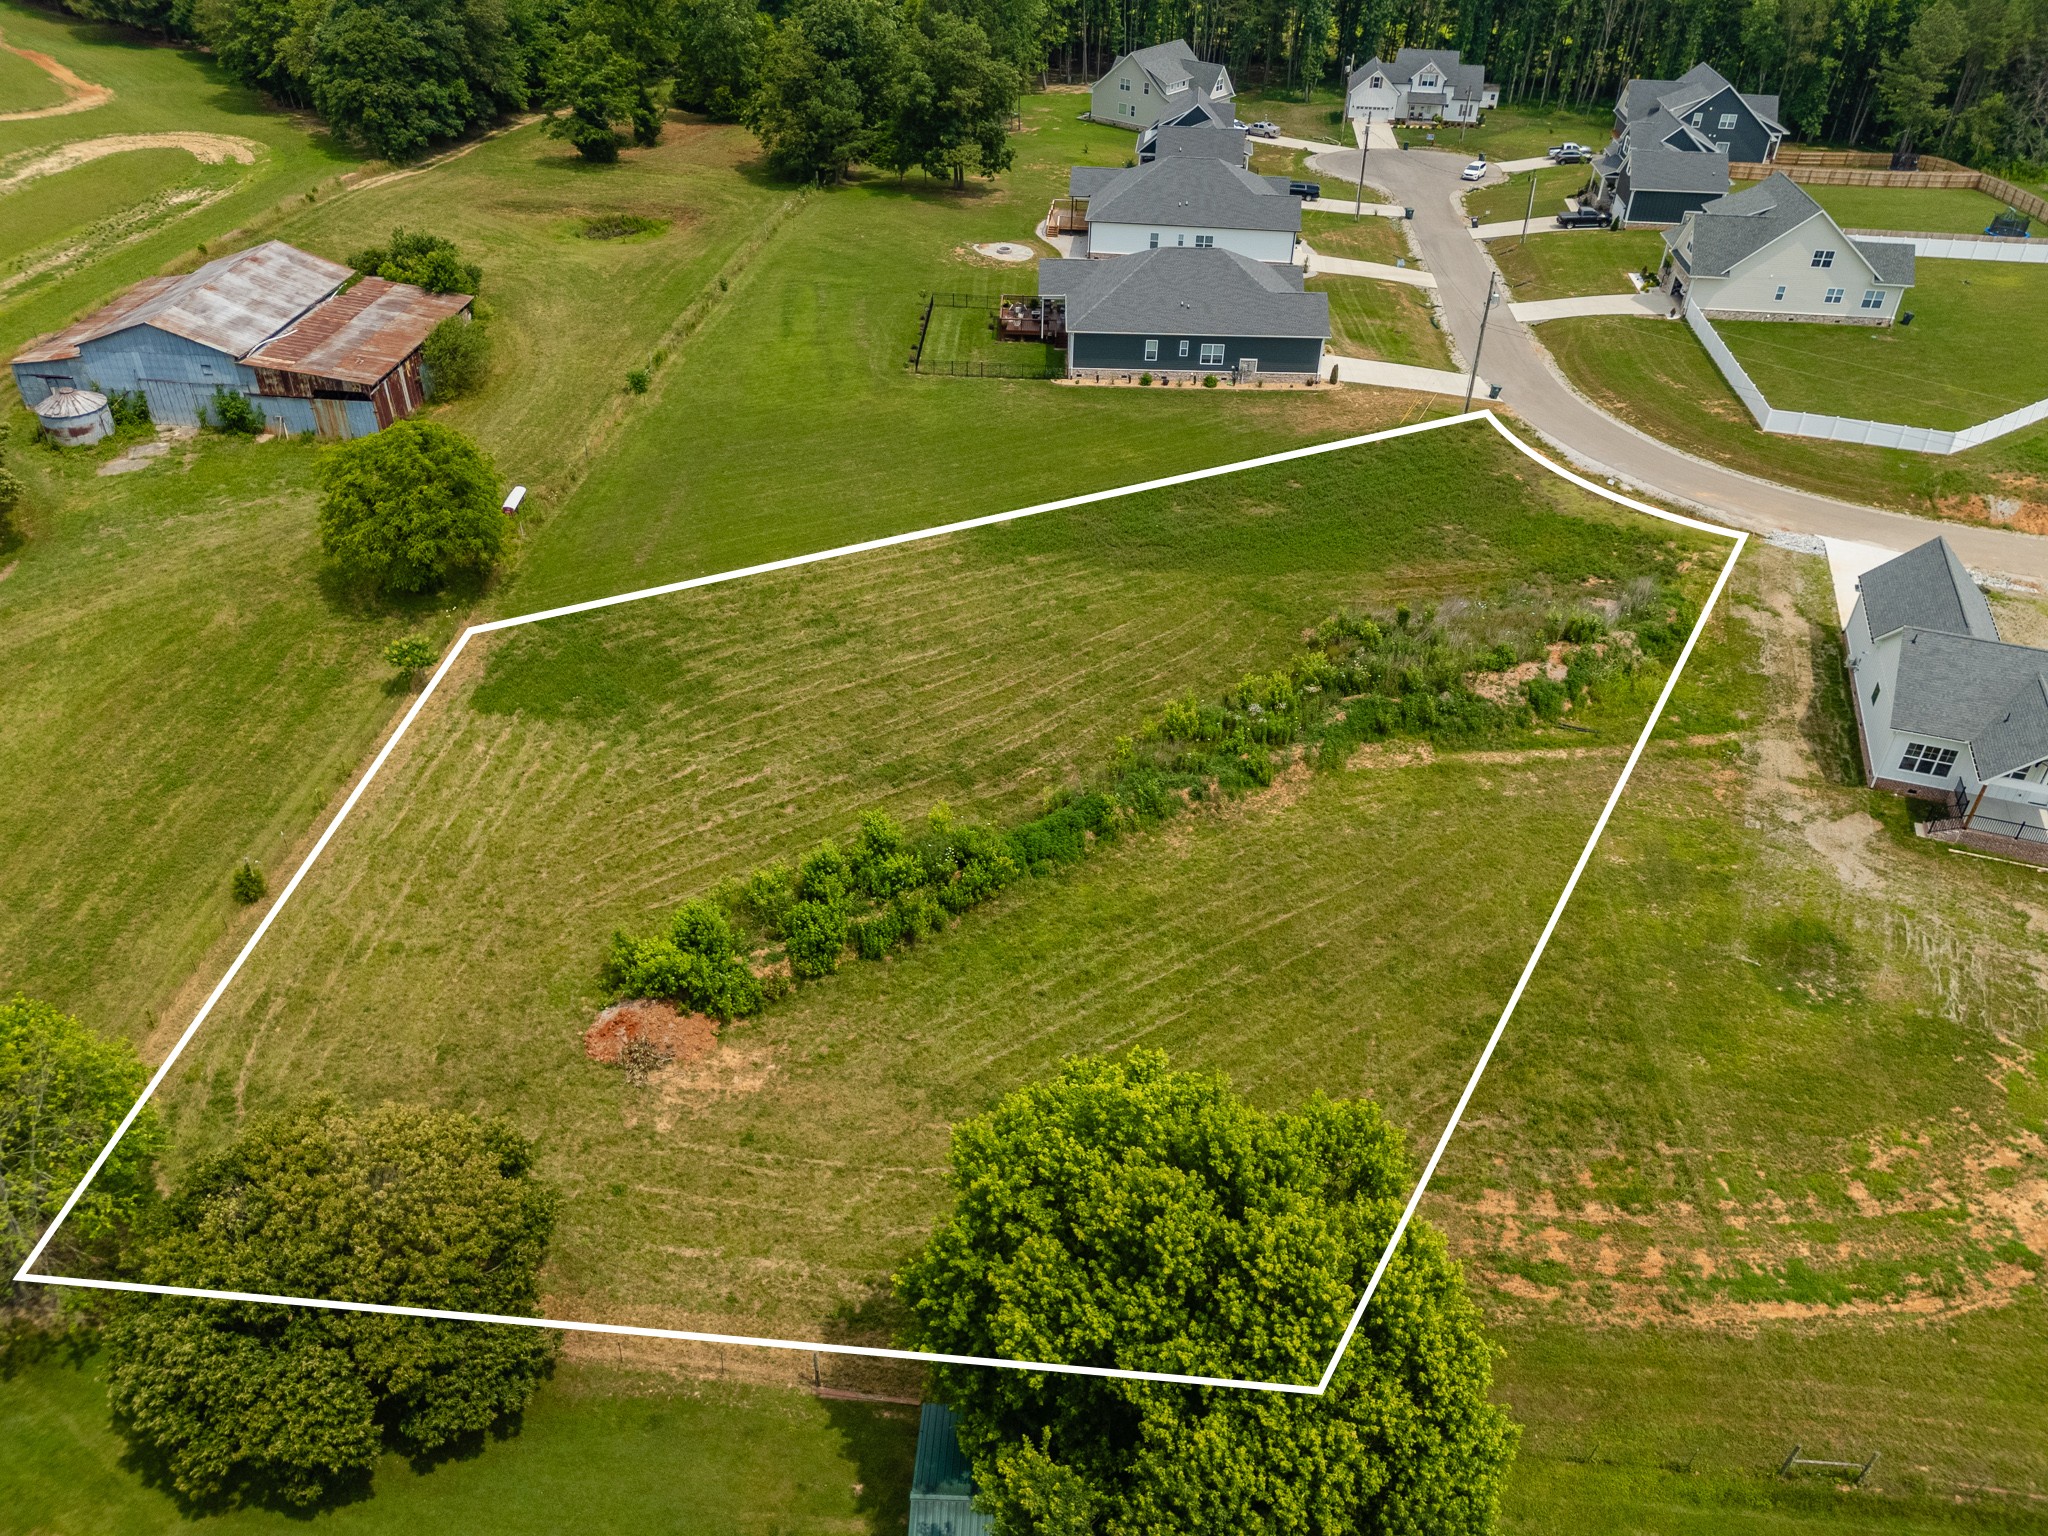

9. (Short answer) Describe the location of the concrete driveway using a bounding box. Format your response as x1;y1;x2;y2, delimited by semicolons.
1332;142;2048;587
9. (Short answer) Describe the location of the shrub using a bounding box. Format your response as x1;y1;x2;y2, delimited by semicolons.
382;635;438;677
105;389;151;428
741;861;798;936
318;420;504;596
1202;373;1218;387
1484;642;1517;670
1555;610;1605;644
230;861;267;904
626;368;651;394
422;312;491;400
347;229;482;294
603;908;763;1021
206;387;263;435
1525;674;1567;720
796;840;852;906
1138;372;1152;386
782;898;848;977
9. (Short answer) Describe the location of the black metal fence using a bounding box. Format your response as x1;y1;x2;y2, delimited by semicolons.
908;291;1065;379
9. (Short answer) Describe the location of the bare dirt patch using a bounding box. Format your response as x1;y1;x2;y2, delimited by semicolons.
1347;739;1436;770
0;132;261;194
0;29;113;121
584;999;718;1066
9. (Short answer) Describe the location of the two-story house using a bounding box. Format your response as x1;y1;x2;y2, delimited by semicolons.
1345;49;1498;127
1591;63;1785;226
1844;537;2048;860
1664;172;1913;323
1090;40;1235;130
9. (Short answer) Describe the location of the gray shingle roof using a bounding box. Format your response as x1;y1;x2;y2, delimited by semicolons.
1082;156;1301;234
1851;237;1916;286
1149;125;1249;163
1624;141;1730;196
1860;536;2000;642
1741;92;1785;132
1069;166;1121;198
1892;630;2048;777
1039;247;1330;338
1348;49;1489;98
1675;172;1824;275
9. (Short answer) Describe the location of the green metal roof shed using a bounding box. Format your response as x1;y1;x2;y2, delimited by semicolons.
909;1404;994;1536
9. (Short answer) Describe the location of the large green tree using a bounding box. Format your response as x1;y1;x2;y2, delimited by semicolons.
745;0;904;182
106;1102;559;1508
317;419;505;596
675;0;771;119
305;0;532;160
1879;0;1972;155
883;10;1018;185
1;996;160;1312
897;1052;1518;1535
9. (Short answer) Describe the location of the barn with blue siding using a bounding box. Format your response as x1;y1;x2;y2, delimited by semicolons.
9;241;472;439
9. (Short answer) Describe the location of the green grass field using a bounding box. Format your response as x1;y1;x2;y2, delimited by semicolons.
1807;183;2045;237
0;1351;917;1533
1465;163;1597;226
1404;102;1613;160
1541;313;2048;527
1300;208;1413;264
1310;273;1453;367
1234;86;1348;143
0;1;358;350
1249;140;1329;187
0;32;67;112
134;424;1720;1351
1717;259;2048;430
1489;229;1667;300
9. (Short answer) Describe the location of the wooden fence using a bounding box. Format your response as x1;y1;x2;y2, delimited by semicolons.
1732;153;2048;225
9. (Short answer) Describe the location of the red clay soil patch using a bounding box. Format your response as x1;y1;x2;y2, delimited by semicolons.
584;1000;718;1065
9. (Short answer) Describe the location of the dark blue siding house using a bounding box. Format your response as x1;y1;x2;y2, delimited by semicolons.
909;1404;992;1536
1039;246;1330;381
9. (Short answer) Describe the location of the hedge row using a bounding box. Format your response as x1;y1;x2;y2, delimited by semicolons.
600;592;1692;1014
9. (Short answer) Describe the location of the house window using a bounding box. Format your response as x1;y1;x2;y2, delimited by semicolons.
1199;342;1225;366
1194;234;1214;248
200;363;214;376
1824;286;1845;304
1861;289;1884;309
1899;742;1959;778
1773;285;1787;301
1178;340;1190;357
1719;113;1738;128
1811;249;1835;268
1144;339;1159;361
1149;231;1160;248
1120;78;1130;91
1691;112;1703;124
1870;681;1881;704
1176;233;1186;246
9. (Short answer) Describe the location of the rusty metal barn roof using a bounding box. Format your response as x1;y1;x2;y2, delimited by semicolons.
243;278;472;385
12;241;349;364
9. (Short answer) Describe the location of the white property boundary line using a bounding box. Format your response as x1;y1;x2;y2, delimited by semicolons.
17;411;1746;1396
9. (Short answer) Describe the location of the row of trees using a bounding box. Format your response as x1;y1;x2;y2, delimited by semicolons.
53;0;2048;170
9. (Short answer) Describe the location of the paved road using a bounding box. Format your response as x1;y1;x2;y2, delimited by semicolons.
1303;142;2048;587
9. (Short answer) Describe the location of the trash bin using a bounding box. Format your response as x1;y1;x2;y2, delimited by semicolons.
1470;215;1480;229
1404;207;1414;219
1488;384;1504;400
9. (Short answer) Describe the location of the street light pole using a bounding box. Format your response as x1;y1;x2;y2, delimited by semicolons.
1354;106;1371;214
1464;270;1497;412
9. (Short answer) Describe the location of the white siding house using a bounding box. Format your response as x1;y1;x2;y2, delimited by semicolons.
1666;173;1914;323
1066;157;1302;264
1346;49;1498;126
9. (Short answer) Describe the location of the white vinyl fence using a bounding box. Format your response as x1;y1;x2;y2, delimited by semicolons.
1684;300;2048;455
1847;231;2048;264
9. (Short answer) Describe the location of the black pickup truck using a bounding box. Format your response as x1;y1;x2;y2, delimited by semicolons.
1554;206;1610;228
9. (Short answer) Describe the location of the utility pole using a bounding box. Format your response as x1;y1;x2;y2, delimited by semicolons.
1519;171;1536;246
1354;106;1371;214
1464;270;1497;412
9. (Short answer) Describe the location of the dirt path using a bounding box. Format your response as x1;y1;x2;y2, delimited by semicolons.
0;133;262;195
0;28;113;121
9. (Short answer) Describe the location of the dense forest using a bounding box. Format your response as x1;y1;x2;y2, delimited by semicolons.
38;0;2047;172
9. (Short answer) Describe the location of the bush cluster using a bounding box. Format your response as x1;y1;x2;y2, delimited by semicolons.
206;387;264;435
348;229;482;295
602;900;765;1019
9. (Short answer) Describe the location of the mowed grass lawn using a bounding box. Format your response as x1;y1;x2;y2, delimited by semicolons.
0;31;67;111
1310;273;1453;368
1301;208;1413;264
1249;140;1329;187
1465;163;1596;226
1807;183;2045;237
0;1352;918;1534
1407;101;1613;160
1541;313;2048;526
1490;229;1666;300
147;424;1723;1354
0;0;357;351
1717;259;2048;429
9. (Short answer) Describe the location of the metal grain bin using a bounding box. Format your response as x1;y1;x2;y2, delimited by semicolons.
33;387;114;446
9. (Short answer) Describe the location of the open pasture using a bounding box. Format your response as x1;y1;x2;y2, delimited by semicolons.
137;424;1725;1357
1489;229;1667;300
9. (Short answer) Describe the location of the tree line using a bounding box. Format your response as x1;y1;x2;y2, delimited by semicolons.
47;0;2048;174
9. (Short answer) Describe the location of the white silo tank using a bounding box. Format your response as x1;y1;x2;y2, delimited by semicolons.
34;386;116;447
